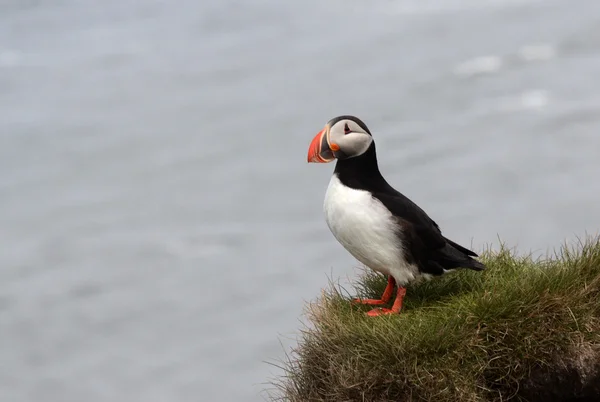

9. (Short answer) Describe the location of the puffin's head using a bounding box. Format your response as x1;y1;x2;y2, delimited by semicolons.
307;115;373;163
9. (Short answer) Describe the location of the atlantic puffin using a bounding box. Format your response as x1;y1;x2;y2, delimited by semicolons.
307;115;485;316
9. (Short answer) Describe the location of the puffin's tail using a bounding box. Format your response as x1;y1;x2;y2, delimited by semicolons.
461;256;486;271
440;237;486;271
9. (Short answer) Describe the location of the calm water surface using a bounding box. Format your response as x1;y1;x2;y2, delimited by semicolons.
2;0;600;400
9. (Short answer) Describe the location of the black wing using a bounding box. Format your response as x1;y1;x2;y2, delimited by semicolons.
372;190;484;275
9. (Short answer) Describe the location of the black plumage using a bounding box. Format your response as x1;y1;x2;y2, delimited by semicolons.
334;138;485;277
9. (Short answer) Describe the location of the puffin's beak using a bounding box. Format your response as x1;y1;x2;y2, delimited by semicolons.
307;125;335;163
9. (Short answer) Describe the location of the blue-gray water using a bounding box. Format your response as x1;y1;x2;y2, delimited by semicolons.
2;0;600;401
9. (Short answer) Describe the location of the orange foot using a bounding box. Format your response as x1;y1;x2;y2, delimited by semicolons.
352;276;396;306
366;308;395;317
365;287;407;317
352;298;386;305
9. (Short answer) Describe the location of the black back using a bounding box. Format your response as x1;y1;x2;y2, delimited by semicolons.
334;142;485;275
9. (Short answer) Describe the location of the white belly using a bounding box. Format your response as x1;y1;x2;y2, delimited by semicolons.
323;174;419;286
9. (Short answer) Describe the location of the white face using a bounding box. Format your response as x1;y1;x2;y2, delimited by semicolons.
328;119;373;160
307;115;375;164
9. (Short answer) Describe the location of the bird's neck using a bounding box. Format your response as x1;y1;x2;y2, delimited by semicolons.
334;143;387;191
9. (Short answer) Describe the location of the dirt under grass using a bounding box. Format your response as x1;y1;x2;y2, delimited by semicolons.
272;240;600;402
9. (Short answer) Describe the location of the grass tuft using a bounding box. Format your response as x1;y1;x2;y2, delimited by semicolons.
270;238;600;401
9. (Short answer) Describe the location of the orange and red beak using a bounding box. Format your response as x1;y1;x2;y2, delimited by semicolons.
307;125;335;163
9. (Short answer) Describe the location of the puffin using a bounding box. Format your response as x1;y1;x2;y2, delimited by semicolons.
307;115;485;317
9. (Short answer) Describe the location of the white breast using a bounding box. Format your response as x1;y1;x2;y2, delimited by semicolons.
323;174;419;286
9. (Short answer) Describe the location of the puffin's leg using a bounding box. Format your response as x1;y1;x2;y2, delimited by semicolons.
366;287;407;317
352;276;396;305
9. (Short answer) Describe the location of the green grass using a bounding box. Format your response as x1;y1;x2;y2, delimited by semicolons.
270;239;600;402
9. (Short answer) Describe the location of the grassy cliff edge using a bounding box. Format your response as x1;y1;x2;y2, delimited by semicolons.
272;239;600;401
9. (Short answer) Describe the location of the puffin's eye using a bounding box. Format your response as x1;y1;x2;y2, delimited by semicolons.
344;123;351;134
